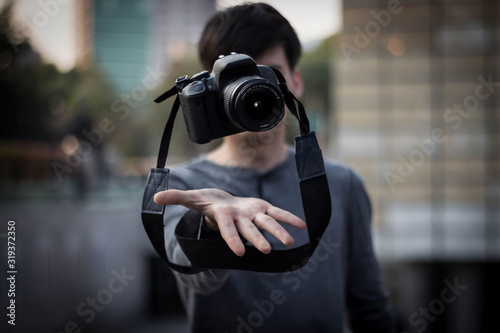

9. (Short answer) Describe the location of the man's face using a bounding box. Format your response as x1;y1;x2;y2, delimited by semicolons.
254;46;302;98
225;46;303;146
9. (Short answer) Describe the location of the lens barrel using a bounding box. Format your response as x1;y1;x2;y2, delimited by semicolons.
223;76;284;132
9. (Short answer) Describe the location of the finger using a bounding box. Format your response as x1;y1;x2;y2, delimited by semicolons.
234;218;271;254
214;212;246;257
253;214;295;247
266;206;307;229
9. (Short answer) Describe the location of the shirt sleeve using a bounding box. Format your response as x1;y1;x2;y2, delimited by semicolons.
345;170;396;332
162;172;230;295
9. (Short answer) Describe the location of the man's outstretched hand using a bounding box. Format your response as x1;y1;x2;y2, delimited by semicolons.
154;188;306;257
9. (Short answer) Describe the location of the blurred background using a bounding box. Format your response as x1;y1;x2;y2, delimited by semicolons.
0;0;498;332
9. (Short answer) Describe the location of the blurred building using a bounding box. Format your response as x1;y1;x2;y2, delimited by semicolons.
332;0;498;331
76;0;215;93
333;0;498;260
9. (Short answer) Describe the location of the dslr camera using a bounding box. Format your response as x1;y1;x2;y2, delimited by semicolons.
175;53;285;144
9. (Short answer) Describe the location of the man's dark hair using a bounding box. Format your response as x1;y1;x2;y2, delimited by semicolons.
198;2;301;71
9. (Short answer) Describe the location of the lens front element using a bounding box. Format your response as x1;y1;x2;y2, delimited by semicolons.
223;76;284;132
244;92;275;121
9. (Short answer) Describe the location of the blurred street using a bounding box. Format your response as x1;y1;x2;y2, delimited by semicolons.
0;180;187;333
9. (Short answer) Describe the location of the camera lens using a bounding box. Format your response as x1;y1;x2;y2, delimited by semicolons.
223;76;284;132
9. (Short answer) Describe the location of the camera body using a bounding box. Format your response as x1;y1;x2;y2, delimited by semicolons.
176;53;285;144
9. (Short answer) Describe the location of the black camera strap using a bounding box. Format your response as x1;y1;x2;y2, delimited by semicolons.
141;72;332;274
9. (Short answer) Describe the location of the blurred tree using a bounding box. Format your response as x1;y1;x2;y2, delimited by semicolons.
0;1;114;143
0;1;116;184
298;34;338;143
127;51;220;161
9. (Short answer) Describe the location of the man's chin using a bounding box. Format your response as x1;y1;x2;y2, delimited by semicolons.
225;116;288;146
229;131;262;145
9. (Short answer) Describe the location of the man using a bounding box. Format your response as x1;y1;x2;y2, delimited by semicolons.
153;3;395;332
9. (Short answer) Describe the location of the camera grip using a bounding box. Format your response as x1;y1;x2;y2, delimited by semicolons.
180;82;212;144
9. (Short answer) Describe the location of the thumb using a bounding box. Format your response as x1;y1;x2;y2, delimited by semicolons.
153;189;188;205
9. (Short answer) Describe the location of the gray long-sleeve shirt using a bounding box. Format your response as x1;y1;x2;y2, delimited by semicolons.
163;150;395;332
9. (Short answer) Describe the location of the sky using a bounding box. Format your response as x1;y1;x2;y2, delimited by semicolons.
6;0;77;71
217;0;342;45
4;0;342;71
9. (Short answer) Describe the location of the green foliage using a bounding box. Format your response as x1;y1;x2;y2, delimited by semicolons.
133;51;220;159
297;34;337;138
0;1;114;143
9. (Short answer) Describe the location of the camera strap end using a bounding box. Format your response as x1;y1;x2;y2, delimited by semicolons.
154;85;178;104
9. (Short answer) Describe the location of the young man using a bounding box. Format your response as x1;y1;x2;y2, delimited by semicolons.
153;3;395;332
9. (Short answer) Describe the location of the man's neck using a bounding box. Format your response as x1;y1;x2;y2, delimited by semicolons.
206;131;289;172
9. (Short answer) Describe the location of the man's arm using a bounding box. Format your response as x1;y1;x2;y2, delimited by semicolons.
345;171;396;332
